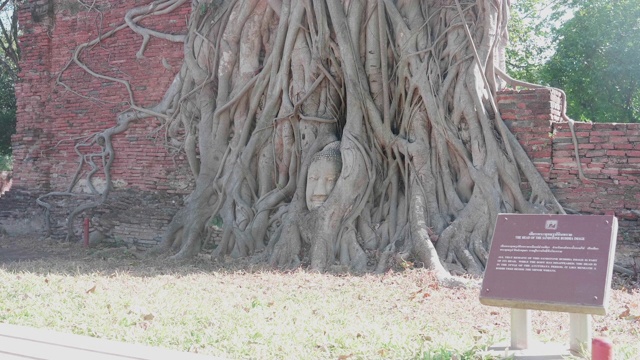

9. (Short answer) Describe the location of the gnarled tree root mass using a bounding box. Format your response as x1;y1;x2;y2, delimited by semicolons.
45;0;565;280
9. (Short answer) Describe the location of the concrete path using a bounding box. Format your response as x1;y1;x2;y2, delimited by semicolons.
0;323;222;360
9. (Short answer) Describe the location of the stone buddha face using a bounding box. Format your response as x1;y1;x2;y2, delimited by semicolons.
306;143;342;211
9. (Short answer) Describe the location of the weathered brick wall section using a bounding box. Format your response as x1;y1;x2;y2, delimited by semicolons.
12;0;192;194
550;122;640;243
3;0;194;244
89;190;185;247
498;88;564;183
11;1;55;191
498;90;640;251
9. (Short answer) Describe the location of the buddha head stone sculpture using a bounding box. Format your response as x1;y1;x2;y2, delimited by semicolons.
306;142;342;210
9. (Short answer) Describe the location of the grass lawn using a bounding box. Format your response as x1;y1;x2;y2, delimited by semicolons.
0;243;638;359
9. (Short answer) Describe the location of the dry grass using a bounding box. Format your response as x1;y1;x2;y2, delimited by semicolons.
0;242;638;359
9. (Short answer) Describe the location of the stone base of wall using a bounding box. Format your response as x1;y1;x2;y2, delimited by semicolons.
90;190;185;249
0;188;45;237
38;189;185;250
0;187;187;250
1;181;637;268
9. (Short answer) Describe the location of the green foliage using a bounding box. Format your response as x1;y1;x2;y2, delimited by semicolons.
0;0;20;79
506;0;548;83
542;0;640;123
0;154;11;171
0;72;15;158
506;0;571;83
1;0;18;162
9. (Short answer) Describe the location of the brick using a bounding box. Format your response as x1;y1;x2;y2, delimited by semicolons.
590;130;626;136
610;136;631;143
585;150;606;158
614;144;634;150
606;150;627;156
589;137;607;143
601;169;620;175
552;157;576;164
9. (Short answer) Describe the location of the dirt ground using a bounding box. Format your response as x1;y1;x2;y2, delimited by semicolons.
0;233;88;264
0;230;638;291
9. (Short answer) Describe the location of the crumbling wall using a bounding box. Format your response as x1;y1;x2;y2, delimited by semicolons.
4;0;194;244
12;0;192;194
499;89;640;260
550;122;640;241
498;88;563;184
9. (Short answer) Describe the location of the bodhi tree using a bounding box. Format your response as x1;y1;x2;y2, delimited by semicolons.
49;0;565;279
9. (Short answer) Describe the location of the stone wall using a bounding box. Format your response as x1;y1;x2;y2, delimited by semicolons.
3;2;639;256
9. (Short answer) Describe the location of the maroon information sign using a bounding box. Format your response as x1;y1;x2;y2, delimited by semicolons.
480;214;617;315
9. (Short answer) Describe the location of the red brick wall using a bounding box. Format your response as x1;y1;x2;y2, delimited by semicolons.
499;88;563;183
498;89;640;246
12;0;192;194
550;122;640;243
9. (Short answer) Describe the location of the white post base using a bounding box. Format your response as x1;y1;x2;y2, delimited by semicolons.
510;309;531;350
569;313;591;355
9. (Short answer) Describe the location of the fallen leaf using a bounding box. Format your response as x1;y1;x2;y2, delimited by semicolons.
86;284;97;294
409;290;422;300
619;305;640;321
400;260;414;269
338;354;353;360
129;306;154;321
474;325;490;334
44;278;49;284
619;306;631;319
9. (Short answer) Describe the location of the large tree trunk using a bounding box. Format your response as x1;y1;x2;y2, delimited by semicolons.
54;0;564;278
